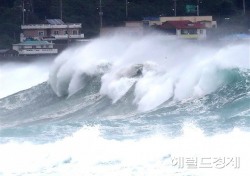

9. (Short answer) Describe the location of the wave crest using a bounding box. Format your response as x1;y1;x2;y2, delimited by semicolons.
49;34;250;111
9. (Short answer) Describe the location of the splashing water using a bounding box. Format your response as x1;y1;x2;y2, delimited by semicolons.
49;34;249;111
0;34;250;176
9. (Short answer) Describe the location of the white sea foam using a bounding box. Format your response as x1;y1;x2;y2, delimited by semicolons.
0;124;249;176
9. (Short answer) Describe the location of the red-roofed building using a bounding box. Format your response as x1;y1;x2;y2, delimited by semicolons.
153;20;207;40
144;16;217;40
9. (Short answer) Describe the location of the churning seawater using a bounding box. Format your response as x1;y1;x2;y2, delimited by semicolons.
0;34;250;176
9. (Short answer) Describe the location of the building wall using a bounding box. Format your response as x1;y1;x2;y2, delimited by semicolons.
143;16;216;29
160;16;213;23
13;44;57;55
17;48;58;55
159;16;217;29
23;28;80;38
176;29;181;36
176;28;206;40
50;28;79;36
23;29;47;38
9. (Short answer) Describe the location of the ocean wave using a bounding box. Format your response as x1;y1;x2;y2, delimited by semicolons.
49;34;250;111
1;34;250;176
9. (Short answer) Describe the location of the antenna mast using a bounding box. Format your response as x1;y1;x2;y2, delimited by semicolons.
60;0;63;20
173;0;177;16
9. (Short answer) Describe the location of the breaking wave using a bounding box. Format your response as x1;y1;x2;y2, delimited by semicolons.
49;34;250;111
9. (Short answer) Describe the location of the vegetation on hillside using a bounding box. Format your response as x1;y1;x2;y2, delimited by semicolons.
0;0;249;48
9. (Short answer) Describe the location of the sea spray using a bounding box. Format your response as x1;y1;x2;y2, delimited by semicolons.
0;58;53;99
49;34;250;111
